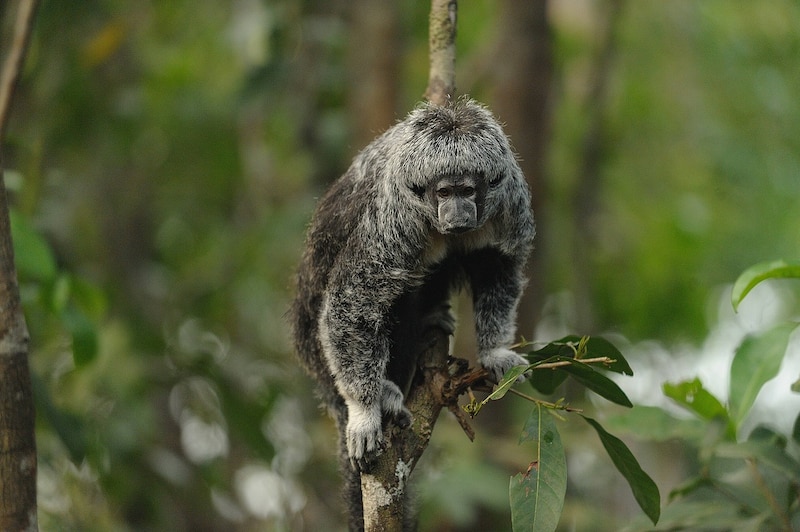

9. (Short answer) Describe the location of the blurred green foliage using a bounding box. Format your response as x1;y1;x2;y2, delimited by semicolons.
3;0;800;529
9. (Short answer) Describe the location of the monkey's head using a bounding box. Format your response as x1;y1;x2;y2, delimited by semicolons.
418;172;492;235
379;98;527;237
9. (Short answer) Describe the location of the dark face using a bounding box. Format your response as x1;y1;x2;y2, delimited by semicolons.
429;174;486;235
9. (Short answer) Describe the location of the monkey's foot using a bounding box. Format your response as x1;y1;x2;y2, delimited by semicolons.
345;381;412;470
380;380;412;429
422;303;456;336
345;402;384;471
480;347;530;383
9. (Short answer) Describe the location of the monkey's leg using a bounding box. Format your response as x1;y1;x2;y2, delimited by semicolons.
466;249;530;382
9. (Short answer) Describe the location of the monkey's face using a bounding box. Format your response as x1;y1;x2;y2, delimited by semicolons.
425;173;490;235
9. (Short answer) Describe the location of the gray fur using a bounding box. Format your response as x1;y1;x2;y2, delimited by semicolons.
290;98;535;530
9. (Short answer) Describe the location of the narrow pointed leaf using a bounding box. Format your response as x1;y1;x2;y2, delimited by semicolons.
527;338;579;361
486;365;530;402
582;335;633;375
528;336;631;374
732;260;800;311
528;367;569;396
526;336;632;395
510;404;566;532
582;416;660;525
560;360;632;407
729;323;796;426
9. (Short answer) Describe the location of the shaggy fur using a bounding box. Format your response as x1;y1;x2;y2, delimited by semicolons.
290;98;535;530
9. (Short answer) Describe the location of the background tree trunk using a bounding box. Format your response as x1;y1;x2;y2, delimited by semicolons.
489;0;553;339
0;1;39;530
570;0;624;334
347;0;401;148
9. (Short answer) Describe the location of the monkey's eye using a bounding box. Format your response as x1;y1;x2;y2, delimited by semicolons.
462;186;475;196
437;188;452;199
489;174;504;188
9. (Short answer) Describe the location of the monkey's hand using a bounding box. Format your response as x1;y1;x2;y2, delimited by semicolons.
480;347;530;384
345;380;412;471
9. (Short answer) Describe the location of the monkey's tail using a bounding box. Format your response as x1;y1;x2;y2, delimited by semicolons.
334;403;365;532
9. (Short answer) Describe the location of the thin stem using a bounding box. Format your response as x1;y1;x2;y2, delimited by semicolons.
746;459;791;531
533;356;614;370
507;388;582;413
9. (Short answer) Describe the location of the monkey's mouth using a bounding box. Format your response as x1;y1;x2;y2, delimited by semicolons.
442;225;473;235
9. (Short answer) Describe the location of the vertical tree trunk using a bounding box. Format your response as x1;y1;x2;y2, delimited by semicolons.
360;2;458;530
0;1;39;530
424;0;458;106
489;0;553;339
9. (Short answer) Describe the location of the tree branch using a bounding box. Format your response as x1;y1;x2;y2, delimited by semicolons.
0;0;38;138
0;1;39;530
423;0;457;105
361;332;453;530
361;3;459;529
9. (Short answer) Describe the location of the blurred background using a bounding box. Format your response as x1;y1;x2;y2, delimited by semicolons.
3;0;800;530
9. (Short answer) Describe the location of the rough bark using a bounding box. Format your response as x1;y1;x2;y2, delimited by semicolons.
361;2;459;530
361;332;452;531
423;0;457;106
0;1;39;530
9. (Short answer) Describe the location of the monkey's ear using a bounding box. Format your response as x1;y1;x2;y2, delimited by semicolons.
488;174;505;188
410;184;426;198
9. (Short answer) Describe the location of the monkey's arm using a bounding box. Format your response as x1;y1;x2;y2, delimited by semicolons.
465;248;530;382
319;250;415;469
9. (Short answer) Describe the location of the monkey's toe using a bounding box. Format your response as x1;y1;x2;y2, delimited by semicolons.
481;347;530;384
391;407;412;429
422;303;456;336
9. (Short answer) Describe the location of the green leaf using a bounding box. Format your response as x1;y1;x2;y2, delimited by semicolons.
792;412;800;446
580;335;633;376
9;210;58;282
663;378;733;438
716;440;800;481
529;335;633;375
526;336;632;395
582;416;660;525
729;323;796;426
62;307;99;367
525;341;575;395
604;405;707;443
731;260;800;311
510;404;566;532
667;476;711;501
559;360;633;407
527;366;569;396
792;374;800;393
527;337;580;361
486;365;529;402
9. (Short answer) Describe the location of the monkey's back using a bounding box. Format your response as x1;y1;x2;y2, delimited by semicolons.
290;166;376;405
